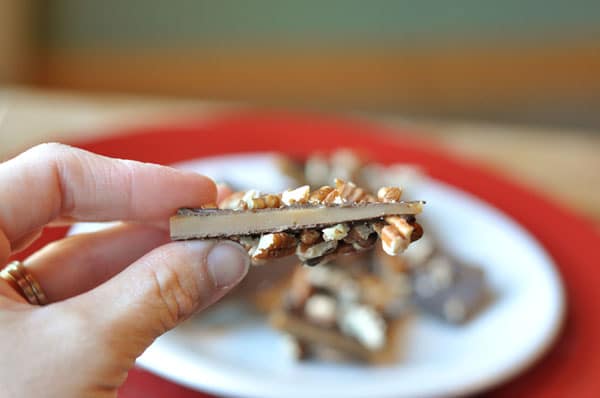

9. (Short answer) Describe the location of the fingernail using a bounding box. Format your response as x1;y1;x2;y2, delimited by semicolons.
206;241;249;288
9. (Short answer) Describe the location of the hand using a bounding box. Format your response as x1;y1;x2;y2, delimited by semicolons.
0;143;249;398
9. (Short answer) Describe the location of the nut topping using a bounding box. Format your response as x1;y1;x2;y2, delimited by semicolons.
309;186;335;204
247;193;282;209
299;229;322;245
379;225;407;256
281;185;310;206
377;186;402;202
222;191;283;210
323;189;343;205
334;179;376;203
219;191;245;210
297;240;338;260
386;216;414;238
322;223;350;242
252;232;297;261
344;224;374;243
350;234;378;250
376;216;415;256
236;236;260;256
242;189;261;208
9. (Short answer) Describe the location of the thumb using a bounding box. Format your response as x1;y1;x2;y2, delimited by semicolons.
68;240;249;359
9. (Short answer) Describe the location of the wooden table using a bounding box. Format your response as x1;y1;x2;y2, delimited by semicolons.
2;87;599;223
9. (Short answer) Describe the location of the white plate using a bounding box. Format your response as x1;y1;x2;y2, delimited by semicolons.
70;154;565;398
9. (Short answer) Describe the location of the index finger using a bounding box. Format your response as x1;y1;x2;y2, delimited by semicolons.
0;143;216;246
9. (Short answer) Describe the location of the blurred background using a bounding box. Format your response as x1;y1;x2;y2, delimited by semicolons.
1;0;599;220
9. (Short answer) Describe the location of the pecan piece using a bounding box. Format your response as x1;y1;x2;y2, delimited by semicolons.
297;240;338;261
281;185;310;206
386;216;414;236
248;193;282;209
344;224;374;243
376;216;415;256
323;189;343;205
350;234;378;251
379;225;407;256
334;178;374;203
235;236;260;256
241;189;261;209
299;229;322;245
322;223;350;242
219;191;245;210
306;241;364;267
263;194;282;208
252;232;298;261
308;185;335;204
377;186;402;202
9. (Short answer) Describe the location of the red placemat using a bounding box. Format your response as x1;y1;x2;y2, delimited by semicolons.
20;111;600;397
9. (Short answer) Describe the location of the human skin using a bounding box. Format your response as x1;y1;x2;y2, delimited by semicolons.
0;143;249;398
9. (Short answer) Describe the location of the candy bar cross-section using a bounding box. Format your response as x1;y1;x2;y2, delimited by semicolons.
170;179;424;266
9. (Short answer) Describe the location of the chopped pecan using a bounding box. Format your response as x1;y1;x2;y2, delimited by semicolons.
263;194;282;208
334;179;375;203
377;186;402;202
248;193;282;209
219;191;245;210
322;223;350;242
308;185;335;204
235;236;260;256
299;229;322;245
335;241;361;255
344;224;374;243
281;185;310;206
379;225;407;256
305;241;366;267
350;234;378;251
323;189;343;205
376;216;415;256
252;232;298;261
297;240;338;261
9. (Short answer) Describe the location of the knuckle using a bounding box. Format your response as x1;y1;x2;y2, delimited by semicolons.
24;143;84;215
26;142;72;159
143;253;200;332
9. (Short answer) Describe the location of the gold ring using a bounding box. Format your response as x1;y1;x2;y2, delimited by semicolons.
0;261;48;305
